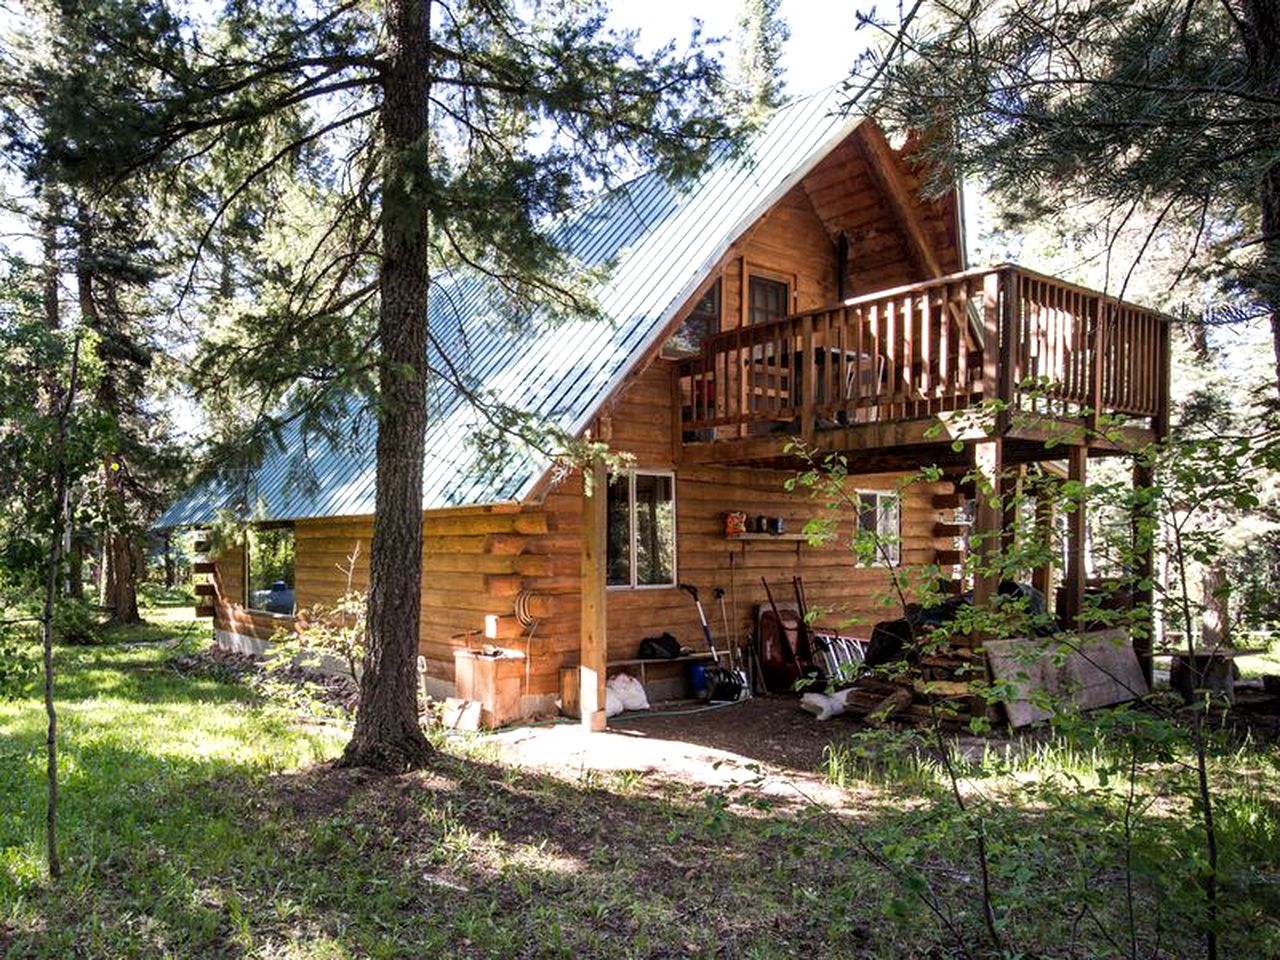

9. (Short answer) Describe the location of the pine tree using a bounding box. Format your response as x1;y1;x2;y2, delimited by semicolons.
846;0;1280;395
733;0;789;123
38;0;729;771
2;0;185;621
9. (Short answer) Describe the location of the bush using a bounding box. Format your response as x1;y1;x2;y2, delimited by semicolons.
138;582;195;608
0;622;38;697
52;598;106;645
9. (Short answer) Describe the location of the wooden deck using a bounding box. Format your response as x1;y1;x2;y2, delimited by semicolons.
676;264;1170;465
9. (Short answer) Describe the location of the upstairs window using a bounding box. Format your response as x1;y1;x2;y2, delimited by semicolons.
663;279;721;358
856;491;901;566
748;275;790;326
245;525;296;615
607;471;677;588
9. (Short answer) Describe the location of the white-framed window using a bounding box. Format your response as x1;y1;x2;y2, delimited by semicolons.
856;490;901;566
606;470;677;589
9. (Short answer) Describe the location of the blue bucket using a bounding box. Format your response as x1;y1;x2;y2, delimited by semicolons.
687;663;707;697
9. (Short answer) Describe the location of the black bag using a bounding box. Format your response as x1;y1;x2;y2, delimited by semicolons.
638;632;684;659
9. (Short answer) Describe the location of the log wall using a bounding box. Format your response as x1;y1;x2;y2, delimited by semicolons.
204;121;963;705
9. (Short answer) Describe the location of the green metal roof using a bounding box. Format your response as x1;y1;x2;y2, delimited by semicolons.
158;88;859;527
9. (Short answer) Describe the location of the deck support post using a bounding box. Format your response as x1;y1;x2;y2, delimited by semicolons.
579;457;608;732
1030;481;1056;604
1063;445;1088;629
1132;456;1156;688
970;437;1003;643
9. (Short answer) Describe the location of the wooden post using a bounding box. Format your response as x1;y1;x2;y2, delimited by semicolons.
998;267;1018;431
1132;457;1155;687
800;314;815;444
1089;298;1106;431
670;362;683;462
1000;464;1024;559
579;458;608;732
1064;445;1088;629
981;272;1001;407
1031;488;1056;603
970;438;1003;643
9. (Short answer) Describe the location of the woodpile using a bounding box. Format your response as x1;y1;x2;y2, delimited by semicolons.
841;649;989;726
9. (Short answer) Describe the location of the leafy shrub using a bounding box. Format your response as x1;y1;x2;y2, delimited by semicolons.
52;598;105;645
270;543;366;679
0;621;38;697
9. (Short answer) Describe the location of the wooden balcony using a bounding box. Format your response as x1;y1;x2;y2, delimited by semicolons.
676;264;1170;466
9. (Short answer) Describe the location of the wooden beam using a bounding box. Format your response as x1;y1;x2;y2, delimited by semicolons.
970;438;1003;644
1000;464;1024;558
856;123;943;279
579;459;608;732
1063;446;1088;628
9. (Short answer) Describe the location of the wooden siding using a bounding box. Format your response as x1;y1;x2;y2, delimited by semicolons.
204;122;965;702
583;362;955;667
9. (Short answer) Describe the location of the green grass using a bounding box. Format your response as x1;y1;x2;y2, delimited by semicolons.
2;605;1278;958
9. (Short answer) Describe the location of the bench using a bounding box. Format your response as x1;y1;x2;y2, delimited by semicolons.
607;652;721;690
1156;646;1266;705
559;652;721;716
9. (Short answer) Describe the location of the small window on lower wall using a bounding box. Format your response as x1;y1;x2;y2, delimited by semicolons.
606;471;677;588
856;491;901;566
245;525;296;615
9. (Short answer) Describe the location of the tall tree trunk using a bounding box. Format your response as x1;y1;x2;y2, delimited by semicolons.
103;529;142;624
41;333;82;881
77;222;142;624
1201;564;1231;648
339;0;434;772
1238;0;1280;395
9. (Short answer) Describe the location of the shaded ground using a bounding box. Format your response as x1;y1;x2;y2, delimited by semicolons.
2;609;1278;958
609;697;861;773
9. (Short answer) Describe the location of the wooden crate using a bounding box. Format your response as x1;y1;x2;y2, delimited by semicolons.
453;649;527;729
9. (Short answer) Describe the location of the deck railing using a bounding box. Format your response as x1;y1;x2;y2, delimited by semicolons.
676;264;1170;442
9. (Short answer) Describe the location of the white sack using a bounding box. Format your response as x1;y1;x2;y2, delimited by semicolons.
800;687;853;722
605;687;625;717
607;672;651;712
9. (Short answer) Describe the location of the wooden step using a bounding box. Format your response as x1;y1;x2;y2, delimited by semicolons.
194;583;216;597
933;522;970;539
195;605;215;618
932;493;966;510
193;561;216;574
935;549;964;566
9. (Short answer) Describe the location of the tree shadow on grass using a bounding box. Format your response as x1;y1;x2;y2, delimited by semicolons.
5;732;1250;960
3;641;1274;958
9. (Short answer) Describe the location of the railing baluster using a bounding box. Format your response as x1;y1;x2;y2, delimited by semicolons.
920;288;933;415
676;265;1168;445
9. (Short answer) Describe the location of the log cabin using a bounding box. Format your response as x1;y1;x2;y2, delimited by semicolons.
159;88;1171;729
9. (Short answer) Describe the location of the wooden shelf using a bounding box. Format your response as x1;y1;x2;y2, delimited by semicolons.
725;531;809;556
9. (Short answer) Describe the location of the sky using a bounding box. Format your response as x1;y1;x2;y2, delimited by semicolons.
607;0;863;96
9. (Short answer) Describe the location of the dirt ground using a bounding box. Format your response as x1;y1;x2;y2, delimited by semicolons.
609;695;861;771
486;694;871;809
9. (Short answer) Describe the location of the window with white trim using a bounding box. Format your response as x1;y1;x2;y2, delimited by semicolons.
856;491;901;566
606;470;676;588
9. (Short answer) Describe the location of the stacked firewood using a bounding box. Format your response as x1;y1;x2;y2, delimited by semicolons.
844;649;989;727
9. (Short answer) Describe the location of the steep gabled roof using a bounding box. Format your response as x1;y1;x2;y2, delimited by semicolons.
158;88;859;527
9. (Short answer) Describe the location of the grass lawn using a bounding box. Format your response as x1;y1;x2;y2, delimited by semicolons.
2;604;1278;959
